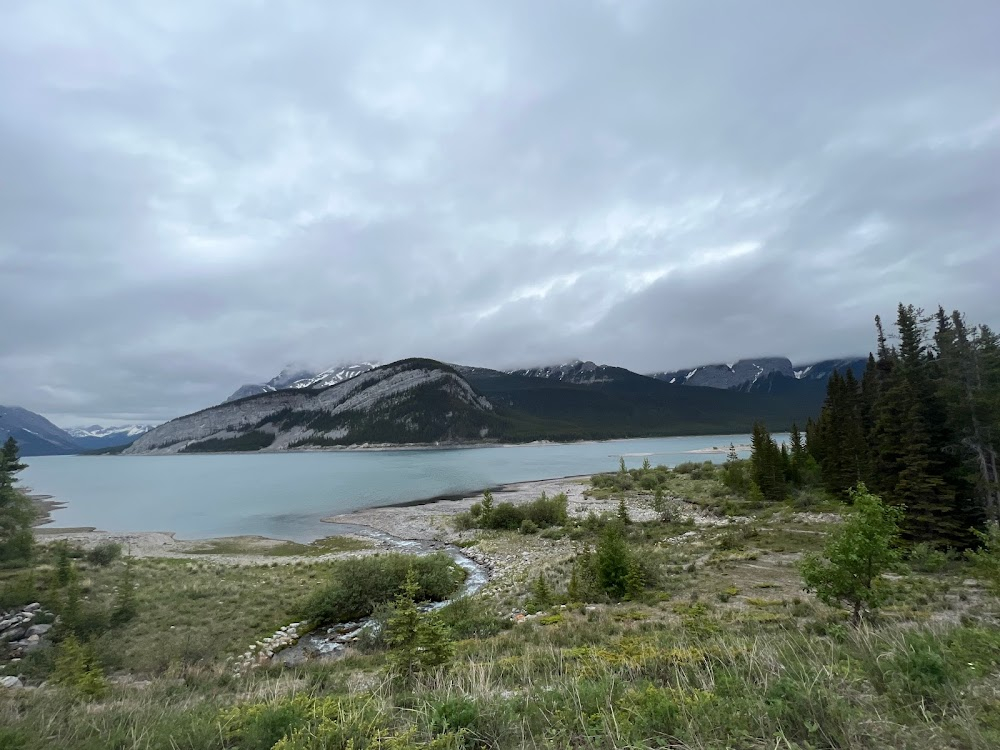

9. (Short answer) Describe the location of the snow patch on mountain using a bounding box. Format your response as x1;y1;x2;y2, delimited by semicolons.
225;362;379;403
65;425;156;439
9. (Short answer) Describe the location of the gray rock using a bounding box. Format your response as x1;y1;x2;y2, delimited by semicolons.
0;627;26;642
26;624;52;637
24;603;41;612
0;676;23;689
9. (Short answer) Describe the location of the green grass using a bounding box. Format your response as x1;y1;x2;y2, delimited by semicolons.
4;466;1000;749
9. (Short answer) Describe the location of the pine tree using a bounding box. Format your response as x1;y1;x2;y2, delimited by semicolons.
750;422;786;502
815;370;867;496
386;569;454;684
530;571;551;609
596;523;632;598
0;438;34;563
788;424;806;487
933;308;1000;525
111;554;138;626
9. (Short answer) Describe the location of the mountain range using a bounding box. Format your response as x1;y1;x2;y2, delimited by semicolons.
123;354;860;455
0;407;155;456
4;354;867;456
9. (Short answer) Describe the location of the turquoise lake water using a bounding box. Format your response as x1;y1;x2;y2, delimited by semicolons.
21;435;752;542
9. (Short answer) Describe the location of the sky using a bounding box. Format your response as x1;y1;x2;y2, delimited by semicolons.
2;1;998;427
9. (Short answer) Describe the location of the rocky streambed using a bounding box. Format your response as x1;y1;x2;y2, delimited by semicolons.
237;526;489;672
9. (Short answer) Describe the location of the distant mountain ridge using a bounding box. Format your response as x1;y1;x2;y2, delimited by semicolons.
129;359;497;454
225;362;379;402
0;405;80;456
646;356;867;392
65;424;156;451
128;356;826;455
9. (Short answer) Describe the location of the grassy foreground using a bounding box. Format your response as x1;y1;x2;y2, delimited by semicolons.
3;464;1000;749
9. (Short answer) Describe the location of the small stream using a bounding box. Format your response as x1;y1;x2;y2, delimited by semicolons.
273;526;489;666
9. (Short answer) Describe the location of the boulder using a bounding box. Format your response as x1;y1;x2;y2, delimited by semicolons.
0;676;23;689
24;603;41;612
0;627;26;642
26;624;52;638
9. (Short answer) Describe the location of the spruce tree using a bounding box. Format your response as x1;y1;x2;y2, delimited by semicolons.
750;422;786;502
788;423;806;487
933;308;1000;525
0;438;34;563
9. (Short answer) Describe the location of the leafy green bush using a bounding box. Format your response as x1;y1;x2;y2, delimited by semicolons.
802;484;902;624
436;597;510;639
907;542;950;573
303;553;465;625
85;542;122;567
966;522;1000;594
519;519;539;535
470;492;568;531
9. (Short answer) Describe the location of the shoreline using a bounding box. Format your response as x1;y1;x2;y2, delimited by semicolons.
88;431;756;457
31;475;598;568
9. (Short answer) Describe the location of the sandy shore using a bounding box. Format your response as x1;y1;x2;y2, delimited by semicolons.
685;443;751;454
32;528;392;566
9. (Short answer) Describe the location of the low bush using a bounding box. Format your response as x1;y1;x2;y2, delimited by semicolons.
907;542;951;573
471;492;569;531
85;542;122;567
302;553;465;625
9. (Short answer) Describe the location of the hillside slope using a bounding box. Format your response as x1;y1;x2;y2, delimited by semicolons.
464;367;822;442
0;406;80;456
126;359;499;454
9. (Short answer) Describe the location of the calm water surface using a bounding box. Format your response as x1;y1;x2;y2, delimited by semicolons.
22;435;752;542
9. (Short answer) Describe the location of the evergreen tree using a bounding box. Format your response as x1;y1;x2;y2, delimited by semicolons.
595;523;632;598
750;422;786;502
111;554;139;626
0;438;34;563
788;424;806;487
933;308;1000;525
530;571;551;609
386;569;454;684
815;370;867;496
722;443;749;495
617;497;630;524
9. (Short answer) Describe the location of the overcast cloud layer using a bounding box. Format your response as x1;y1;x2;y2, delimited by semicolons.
2;1;998;425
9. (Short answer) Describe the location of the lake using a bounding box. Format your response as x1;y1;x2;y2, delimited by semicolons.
21;435;753;542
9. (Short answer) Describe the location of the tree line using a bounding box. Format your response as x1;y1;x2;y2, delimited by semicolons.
744;303;999;549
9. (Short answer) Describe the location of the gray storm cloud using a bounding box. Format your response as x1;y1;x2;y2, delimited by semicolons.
1;0;998;424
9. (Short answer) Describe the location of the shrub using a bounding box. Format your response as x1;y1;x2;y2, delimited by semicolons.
303;553;465;625
51;634;107;700
907;542;950;573
437;597;510;639
966;522;1000;594
801;484;902;624
85;542;122;567
473;492;568;531
519;519;539;535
